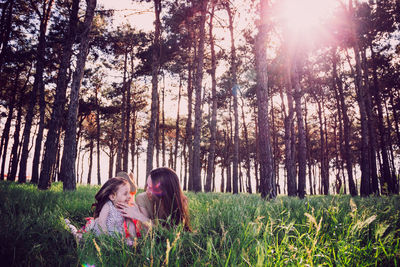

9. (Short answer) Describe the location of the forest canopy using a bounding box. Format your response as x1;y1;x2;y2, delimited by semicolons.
0;0;399;198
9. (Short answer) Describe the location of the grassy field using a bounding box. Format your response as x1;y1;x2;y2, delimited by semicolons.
0;181;399;266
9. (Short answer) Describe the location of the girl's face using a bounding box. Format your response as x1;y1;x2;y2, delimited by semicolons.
110;183;130;205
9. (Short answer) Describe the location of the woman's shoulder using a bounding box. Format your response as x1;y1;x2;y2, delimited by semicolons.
136;192;150;206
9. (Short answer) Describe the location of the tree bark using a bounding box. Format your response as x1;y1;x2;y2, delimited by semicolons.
348;0;371;196
282;71;296;196
59;0;96;191
0;0;15;70
292;59;307;198
370;46;393;194
8;85;23;181
333;47;357;196
255;0;276;199
0;68;19;180
192;0;208;192
19;0;54;184
146;0;161;177
205;0;216;192
225;1;239;194
174;76;182;171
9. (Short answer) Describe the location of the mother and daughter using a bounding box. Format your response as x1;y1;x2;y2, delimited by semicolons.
65;167;191;244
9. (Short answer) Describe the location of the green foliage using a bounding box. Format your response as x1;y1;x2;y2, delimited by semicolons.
1;181;399;266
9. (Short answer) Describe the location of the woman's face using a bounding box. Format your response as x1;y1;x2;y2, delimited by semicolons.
146;175;163;200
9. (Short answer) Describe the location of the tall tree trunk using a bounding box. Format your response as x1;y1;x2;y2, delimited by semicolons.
0;0;14;70
333;47;357;196
192;0;208;192
317;98;328;195
323;106;330;194
241;97;252;194
131;111;137;176
161;76;166;166
226;109;233;193
186;68;193;190
282;76;296;196
87;138;93;185
146;0;161;177
271;96;280;194
124;73;132;172
0;68;19;180
205;0;216;192
96;86;101;185
292;58;306;198
349;0;370;196
116;51;128;174
155;96;160;167
255;0;276;199
304;98;313;195
361;48;379;194
370;47;393;194
332;67;345;194
253;108;259;193
59;0;96;191
384;100;399;193
174;76;182;170
8;88;23;181
225;2;239;194
19;0;54;184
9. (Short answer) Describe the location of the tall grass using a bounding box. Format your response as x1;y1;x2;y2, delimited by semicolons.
1;181;399;266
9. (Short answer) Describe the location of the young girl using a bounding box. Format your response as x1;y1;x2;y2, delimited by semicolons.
65;177;140;243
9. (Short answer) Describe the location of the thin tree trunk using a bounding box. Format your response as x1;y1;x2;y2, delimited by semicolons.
0;69;19;180
174;76;182;170
146;0;161;177
292;59;306;198
255;0;276;199
116;51;128;174
19;0;54;184
333;47;356;196
205;0;216;192
241;97;252;194
8;88;23;181
0;0;14;70
349;0;370;196
370;46;393;194
225;2;239;194
87;139;93;185
96;86;101;185
304;97;313;195
333;75;344;194
282;67;297;196
192;0;208;192
59;0;96;191
361;48;379;194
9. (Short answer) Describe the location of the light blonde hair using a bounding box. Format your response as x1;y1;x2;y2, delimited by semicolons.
116;171;137;194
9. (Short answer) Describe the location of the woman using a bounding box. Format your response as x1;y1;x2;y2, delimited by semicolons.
117;167;191;233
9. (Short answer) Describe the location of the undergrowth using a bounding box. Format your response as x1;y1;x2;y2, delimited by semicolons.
0;181;399;266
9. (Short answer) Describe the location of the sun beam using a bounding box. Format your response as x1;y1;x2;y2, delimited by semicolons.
277;0;338;36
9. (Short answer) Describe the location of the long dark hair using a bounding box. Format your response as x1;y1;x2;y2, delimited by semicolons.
149;167;191;231
92;177;128;218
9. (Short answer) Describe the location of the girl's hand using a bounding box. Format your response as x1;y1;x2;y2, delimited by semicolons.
116;203;139;219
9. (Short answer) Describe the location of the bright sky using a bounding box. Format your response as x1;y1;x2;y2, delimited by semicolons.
97;0;154;31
